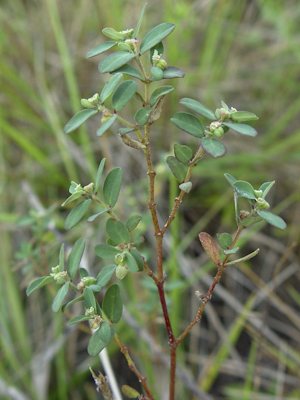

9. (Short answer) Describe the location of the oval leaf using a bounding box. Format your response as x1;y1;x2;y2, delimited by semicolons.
97;114;117;137
216;233;232;250
64;199;92;230
52;282;69;313
180;98;215;119
166;156;188;183
122;385;141;399
126;214;143;232
106;218;131;244
223;122;257;137
64;109;98;134
125;252;139;272
233;181;257;199
95;158;106;193
99;52;136;74
257;210;287;230
67;238;85;281
83;287;96;309
112;64;143;80
199;232;220;265
26;276;53;296
171;112;204;138
259;181;275;199
140;22;175;55
179;182;192;193
85;41;116;58
174;144;192;164
112;80;138;112
97;265;117;288
134;107;152;126
88;326;110;356
149;85;174;106
163;66;185;79
129;248;144;271
103;168;122;208
201;137;227;158
102;283;123;323
230;111;259;122
102;27;127;41
100;73;123;103
151;66;164;80
94;244;121;259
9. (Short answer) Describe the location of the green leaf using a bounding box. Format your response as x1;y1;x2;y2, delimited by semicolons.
134;107;152;126
171;112;204;138
166;156;188;182
149;85;174;106
99;52;136;74
125;252;139;272
199;232;220;265
150;67;164;80
88;324;113;356
61;191;84;207
259;181;275;199
133;3;147;38
96;114;117;137
63;109;98;134
103;167;122;207
224;247;239;255
95;158;106;193
140;23;175;54
64;199;92;230
129;248;144;271
133;236;145;246
122;385;141;399
126;214;143;232
112;64;143;80
85;41;116;58
99;321;115;343
102;27;128;40
180;98;215;119
174;144;193;164
217;233;232;250
67;238;85;281
87;208;109;222
52;282;69;313
223;122;257;137
97;265;117;288
230;111;259;122
83;287;96;309
233;181;257;199
106;218;131;244
224;173;237;186
79;268;89;278
201;137;227;158
179;182;192;193
58;243;65;272
69;181;78;194
100;73;123;103
112;80;138;112
94;244;121;259
163;66;185;79
67;315;92;326
150;42;164;62
257;210;287;230
102;283;123;323
26;276;53;296
62;295;84;312
239;216;263;228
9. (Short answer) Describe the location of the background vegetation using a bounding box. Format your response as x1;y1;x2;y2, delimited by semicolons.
1;0;300;399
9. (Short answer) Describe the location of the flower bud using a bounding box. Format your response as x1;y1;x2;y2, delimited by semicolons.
81;93;99;109
256;197;270;210
54;271;68;284
83;182;94;195
116;265;129;280
101;110;113;124
152;50;167;70
254;189;263;197
89;316;103;330
85;307;96;317
115;253;126;266
209;121;221;133
118;42;133;52
213;127;224;138
81;276;97;286
215;108;222;119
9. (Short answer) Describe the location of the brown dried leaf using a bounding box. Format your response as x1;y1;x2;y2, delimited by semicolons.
199;232;220;265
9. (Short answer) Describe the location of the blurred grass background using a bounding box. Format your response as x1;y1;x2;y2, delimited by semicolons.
1;0;300;399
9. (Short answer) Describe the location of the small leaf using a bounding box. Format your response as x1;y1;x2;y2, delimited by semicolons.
99;321;114;343
163;66;185;79
67;238;85;281
129;248;144;271
69;181;78;194
88;325;112;356
233;181;257;200
94;244;121;259
112;64;143;80
112;80;138;112
174;144;193;164
257;210;287;230
102;27;127;40
52;282;69;313
103;168;122;207
122;385;141;399
179;182;192;193
64;199;92;230
223;122;257;137
225;248;260;266
83;287;96;309
67;315;92;326
61;191;84;206
100;73;123;103
201;137;227;158
85;41;116;58
171;112;204;138
106;218;131;244
224;173;237;187
125;252;139;272
217;233;232;250
134;107;152;126
58;243;65;272
133;3;147;38
149;85;174;107
26;276;53;296
140;23;175;55
99;52;136;74
64;109;98;134
87;208;109;222
97;114;117;137
166;156;188;182
199;232;220;265
150;66;164;80
259;181;275;199
62;295;84;312
95;158;106;193
79;268;89;278
126;214;143;232
239;216;263;227
224;247;239;255
230;111;259;122
97;265;117;288
102;283;123;323
180;98;215;119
